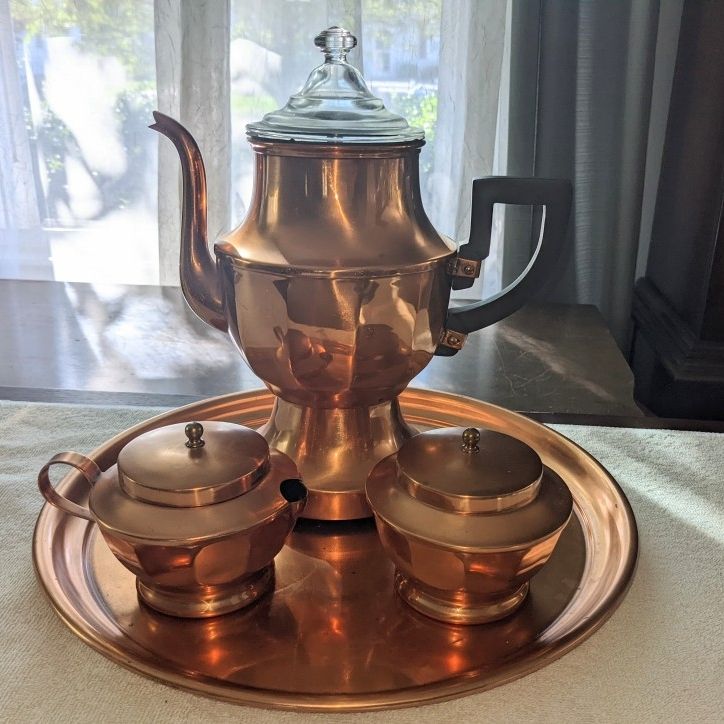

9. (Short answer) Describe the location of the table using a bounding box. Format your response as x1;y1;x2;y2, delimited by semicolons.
0;279;641;416
3;399;722;722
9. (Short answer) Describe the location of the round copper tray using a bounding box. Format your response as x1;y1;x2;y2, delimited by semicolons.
33;388;637;712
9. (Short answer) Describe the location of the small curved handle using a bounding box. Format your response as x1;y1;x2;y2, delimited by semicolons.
38;452;102;522
436;176;572;356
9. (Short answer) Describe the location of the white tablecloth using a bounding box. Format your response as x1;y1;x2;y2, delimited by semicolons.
1;400;722;723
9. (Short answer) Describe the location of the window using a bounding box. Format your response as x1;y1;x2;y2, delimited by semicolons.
4;0;157;283
3;0;505;299
229;0;442;221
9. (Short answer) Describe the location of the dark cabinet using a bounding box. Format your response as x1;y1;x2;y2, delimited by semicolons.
632;0;724;419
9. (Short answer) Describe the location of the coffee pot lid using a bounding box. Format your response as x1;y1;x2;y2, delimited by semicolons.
117;421;270;508
395;427;544;514
246;26;424;144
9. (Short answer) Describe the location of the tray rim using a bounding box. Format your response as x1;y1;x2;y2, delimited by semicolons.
32;387;638;712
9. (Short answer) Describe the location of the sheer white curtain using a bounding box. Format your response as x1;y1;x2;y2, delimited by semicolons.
0;0;40;231
428;0;506;300
1;0;681;330
152;0;507;293
155;0;231;285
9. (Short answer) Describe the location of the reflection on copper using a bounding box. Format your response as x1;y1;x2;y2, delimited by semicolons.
154;109;455;519
258;398;417;520
38;435;306;618
149;113;226;332
33;389;637;711
326;161;353;234
367;424;572;624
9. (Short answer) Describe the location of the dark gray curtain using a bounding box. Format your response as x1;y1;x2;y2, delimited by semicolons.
505;0;661;350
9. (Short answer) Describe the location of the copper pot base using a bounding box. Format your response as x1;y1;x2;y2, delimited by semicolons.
395;573;529;625
137;566;274;619
258;396;415;521
33;388;638;712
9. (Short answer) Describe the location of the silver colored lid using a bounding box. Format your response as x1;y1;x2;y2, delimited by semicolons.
246;27;424;144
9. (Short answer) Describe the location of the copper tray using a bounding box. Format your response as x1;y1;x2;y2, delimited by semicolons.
33;388;637;712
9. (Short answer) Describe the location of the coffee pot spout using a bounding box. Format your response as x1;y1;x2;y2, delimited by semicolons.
149;111;227;332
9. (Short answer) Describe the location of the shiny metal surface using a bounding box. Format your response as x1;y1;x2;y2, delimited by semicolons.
184;421;205;448
369;470;570;624
367;425;572;624
215;135;453;416
218;140;453;270
396;427;544;510
38;421;306;618
118;421;270;507
395;574;530;626
37;451;102;522
190;130;454;519
258;397;415;520
136;567;275;619
369;463;570;550
150;32;571;521
151;34;571;521
33;388;638;710
149;112;226;332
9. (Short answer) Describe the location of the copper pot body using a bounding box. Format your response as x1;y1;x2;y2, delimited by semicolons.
365;428;573;624
217;142;454;409
374;515;566;624
38;449;306;618
214;142;454;519
219;264;451;409
92;460;302;618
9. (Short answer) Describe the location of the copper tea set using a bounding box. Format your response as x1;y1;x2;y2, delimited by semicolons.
38;28;574;627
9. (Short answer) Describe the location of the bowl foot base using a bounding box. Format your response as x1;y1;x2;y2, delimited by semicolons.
395;572;529;625
136;565;274;618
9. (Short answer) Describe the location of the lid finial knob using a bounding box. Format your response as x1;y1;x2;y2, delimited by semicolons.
185;422;205;449
314;26;357;62
461;427;481;454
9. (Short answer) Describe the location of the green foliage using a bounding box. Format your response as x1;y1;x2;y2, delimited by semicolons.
231;91;278;117
37;109;72;175
363;0;440;24
390;90;437;138
389;89;438;173
10;0;154;82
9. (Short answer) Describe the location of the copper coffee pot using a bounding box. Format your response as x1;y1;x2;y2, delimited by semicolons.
151;27;572;521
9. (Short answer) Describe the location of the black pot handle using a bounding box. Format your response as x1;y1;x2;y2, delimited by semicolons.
436;176;572;356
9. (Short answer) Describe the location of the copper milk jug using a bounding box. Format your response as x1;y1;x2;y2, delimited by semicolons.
152;27;572;520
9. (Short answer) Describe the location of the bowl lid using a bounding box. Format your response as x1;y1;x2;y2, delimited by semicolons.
246;26;424;144
396;427;544;514
367;426;573;551
117;421;270;508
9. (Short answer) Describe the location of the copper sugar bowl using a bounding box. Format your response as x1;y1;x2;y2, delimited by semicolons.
38;421;307;617
366;427;573;624
151;26;573;520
